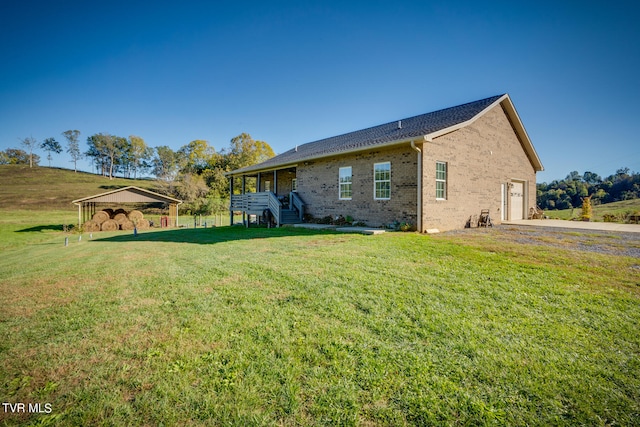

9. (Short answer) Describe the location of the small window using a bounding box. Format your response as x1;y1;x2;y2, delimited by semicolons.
374;162;391;200
265;180;271;192
339;167;352;200
436;162;447;200
291;178;297;192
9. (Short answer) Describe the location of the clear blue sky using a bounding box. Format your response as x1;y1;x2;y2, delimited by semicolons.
1;0;638;182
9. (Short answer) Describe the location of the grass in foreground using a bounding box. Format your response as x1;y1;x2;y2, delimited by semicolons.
1;212;639;426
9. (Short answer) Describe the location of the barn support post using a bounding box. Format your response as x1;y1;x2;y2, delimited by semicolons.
229;177;234;226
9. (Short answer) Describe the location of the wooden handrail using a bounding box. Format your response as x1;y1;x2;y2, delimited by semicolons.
230;192;282;225
290;192;305;222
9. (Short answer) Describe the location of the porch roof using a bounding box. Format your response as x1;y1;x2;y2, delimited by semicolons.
227;94;543;176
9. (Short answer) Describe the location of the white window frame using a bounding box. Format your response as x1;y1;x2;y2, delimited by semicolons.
265;180;271;192
436;161;447;200
339;167;352;200
291;178;298;192
374;162;391;200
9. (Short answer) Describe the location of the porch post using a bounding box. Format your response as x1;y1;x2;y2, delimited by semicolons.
257;172;261;192
273;170;277;195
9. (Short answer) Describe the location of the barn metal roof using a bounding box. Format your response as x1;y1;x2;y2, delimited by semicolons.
72;186;182;205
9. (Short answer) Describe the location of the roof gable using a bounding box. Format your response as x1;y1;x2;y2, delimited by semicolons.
229;94;542;174
72;186;182;205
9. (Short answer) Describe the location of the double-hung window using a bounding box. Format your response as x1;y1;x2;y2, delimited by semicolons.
374;162;391;200
436;161;447;200
339;167;352;200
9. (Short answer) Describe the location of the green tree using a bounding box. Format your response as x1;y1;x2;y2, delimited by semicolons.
85;133;126;179
62;130;82;172
178;140;215;174
18;136;38;168
128;135;150;179
2;148;40;165
153;146;180;182
226;133;275;170
40;137;62;167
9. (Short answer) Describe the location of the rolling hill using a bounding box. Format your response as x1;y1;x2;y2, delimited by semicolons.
0;165;158;210
544;198;640;222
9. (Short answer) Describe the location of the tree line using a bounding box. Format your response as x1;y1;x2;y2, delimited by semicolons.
537;168;640;210
1;131;275;215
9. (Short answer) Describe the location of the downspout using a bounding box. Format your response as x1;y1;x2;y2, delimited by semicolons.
410;140;422;233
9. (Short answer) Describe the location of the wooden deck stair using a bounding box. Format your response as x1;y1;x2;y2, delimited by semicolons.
280;209;301;224
230;191;305;226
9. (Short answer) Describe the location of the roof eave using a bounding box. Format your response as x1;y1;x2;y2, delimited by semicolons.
226;138;420;177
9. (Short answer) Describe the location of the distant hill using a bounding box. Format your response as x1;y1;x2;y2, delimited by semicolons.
545;199;640;222
0;165;158;210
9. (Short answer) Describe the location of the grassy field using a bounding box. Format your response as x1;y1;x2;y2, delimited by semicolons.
1;209;639;426
545;199;640;222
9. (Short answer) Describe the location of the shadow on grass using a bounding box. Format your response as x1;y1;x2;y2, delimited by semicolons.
94;225;344;245
99;185;129;190
16;224;69;233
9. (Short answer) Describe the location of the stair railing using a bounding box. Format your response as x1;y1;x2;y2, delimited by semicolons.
290;192;305;222
267;192;282;226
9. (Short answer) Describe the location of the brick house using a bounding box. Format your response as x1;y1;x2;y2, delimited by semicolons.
227;94;543;232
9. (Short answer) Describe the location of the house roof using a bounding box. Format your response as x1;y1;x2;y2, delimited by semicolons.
228;94;543;175
72;186;182;205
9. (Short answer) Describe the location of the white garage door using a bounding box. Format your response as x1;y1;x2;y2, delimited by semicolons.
510;181;524;220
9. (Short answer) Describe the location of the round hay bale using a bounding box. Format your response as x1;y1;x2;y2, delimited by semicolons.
127;210;144;222
136;219;150;230
103;208;115;218
114;208;127;217
92;211;110;225
113;213;128;224
120;220;136;230
101;219;119;231
83;220;101;232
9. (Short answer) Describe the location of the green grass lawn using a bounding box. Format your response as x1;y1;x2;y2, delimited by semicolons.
1;210;639;426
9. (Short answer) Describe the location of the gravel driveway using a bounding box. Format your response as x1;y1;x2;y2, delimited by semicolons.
442;224;640;259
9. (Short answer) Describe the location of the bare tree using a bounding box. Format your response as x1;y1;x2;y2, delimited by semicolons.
62;130;82;172
18;136;38;168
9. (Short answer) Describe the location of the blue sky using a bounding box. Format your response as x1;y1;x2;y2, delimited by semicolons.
1;0;638;182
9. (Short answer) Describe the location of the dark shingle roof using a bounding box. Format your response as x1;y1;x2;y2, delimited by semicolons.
230;94;505;175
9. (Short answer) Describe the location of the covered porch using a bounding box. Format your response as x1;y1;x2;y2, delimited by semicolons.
228;166;305;227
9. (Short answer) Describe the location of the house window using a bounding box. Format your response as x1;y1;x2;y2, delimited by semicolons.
291;178;297;192
374;162;391;200
436;161;447;200
339;167;352;200
265;180;271;192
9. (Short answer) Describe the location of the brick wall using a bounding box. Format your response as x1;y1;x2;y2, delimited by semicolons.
296;145;418;226
421;104;537;231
